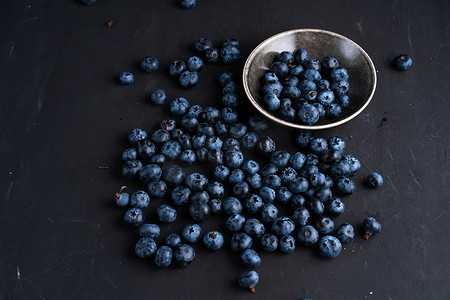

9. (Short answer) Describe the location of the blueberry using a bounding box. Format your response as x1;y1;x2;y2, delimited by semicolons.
122;148;137;161
298;104;320;125
223;138;240;151
150;89;167;105
238;271;259;292
161;140;182;160
229;123;247;139
259;203;278;223
263;94;281;111
187;56;204;72
171;185;191;206
203;231;224;250
245;194;264;214
229;169;245;184
205;48;220;63
276;187;293;204
163;165;184;187
306;198;324;216
342;155;361;175
309;172;326;187
248;113;269;131
190;191;210;204
179;71;199;87
181;115;199;132
218;72;233;86
224;150;244;169
128;128;147;145
321;56;339;72
300;165;319;178
246;173;262;190
194;38;213;52
363;217;382;239
316;90;335;106
192;134;206;149
122;160;143;179
279;235;296;253
136;140;156;159
393;54;412;70
272;217;295;236
263;81;283;97
139;223;160;238
259;187;276;203
174;244;195;267
289;64;304;76
325;103;342;118
185;173;208;191
155;246;172;268
242;132;259;150
264;72;279;83
257;136;276;156
187;104;204;117
170;97;190;116
280;106;297;121
178;0;196;9
315;216;334;235
180;150;196;165
147;179;167;198
280;167;298;185
260;233;278;252
320;149;342;164
215;121;229;136
292;207;310;227
165;233;182;248
317;79;330;91
205;136;223;151
160;119;176;132
80;0;96;5
325;197;345;216
189;203;210;222
309;137;328;154
130;190;150;209
220;45;240;64
335;177;356;195
298;80;316;93
226;214;246;232
289;177;309;193
207;182;224;198
260;164;278;177
337;94;350;108
169;60;186;78
171;128;184;140
281;86;301;99
114;192;129;207
209;199;222;214
157;204;177;223
300;69;321;82
240;250;261;268
318;236;342;258
294;48;308;64
244;218;265;238
315;187;332;202
151;129;170;145
182;224;202;243
223;38;239;47
207;149;223;165
270;61;289;77
223;197;242;215
197;123;215;137
139;164;163;184
276;51;294;65
221;107;238;124
213;164;231;181
297;225;319;246
119;71;134;85
231;233;253;252
141;56;159;72
124;207;145;227
270;151;291;168
336;223;354;243
331;80;349;96
234;181;251;198
367;172;383;188
135;237;157;258
263;174;282;189
223;82;238;94
303;58;321;71
289;152;306;170
295;132;313;148
290;194;306;209
304;188;317;200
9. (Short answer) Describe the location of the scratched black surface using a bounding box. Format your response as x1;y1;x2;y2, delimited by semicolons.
0;0;449;299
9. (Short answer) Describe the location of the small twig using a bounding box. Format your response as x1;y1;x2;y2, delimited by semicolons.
105;20;114;28
97;166;109;169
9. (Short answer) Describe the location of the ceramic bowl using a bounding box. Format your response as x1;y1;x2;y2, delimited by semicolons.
242;29;377;130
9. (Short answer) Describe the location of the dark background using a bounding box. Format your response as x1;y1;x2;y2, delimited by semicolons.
0;0;449;299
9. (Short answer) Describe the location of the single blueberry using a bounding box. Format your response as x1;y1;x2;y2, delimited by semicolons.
141;56;159;72
122;148;137;161
169;60;186;78
139;164;162;183
336;177;356;195
363;217;382;239
240;250;261;268
189;203;210;222
248;113;269;131
238;270;259;292
315;216;334;235
298;104;320;125
290;194;306;209
336;223;354;243
157;204;177;223
179;71;199;87
161;140;182;160
139;223;160;238
276;187;293;204
300;69;321;82
231;233;253;252
244;194;264;214
190;191;210;205
122;160;143;179
226;214;246;232
150;89;167;105
197;123;215;137
260;163;278;177
321;56;339;72
292;207;310;227
294;48;308;64
270;61;289;77
289;152;306;170
185;173;208;191
215;121;229;136
318;236;342;258
114;192;129;207
272;217;295;236
257;136;276;156
194;38;213;52
260;203;278;223
130;190;150;209
279;235;296;253
325;197;345;216
119;71;134;85
229;169;245;184
124;207;145;227
205;48;219;63
242;132;259;150
331;80;349;96
155;246;172;268
209;199;222;214
223;197;242;215
219;72;233;86
182;224;202;243
367;172;383;188
203;231;224;251
220;45;240;64
171;185;191;206
213;164;231;181
128;128;147;145
393;54;412;70
165;233;182;248
297;225;319;246
260;233;278;252
306;198;324;216
244;218;265;238
178;0;196;9
174;244;195;267
135;237;157;258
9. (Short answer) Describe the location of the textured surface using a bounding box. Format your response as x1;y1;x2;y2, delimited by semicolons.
0;0;449;299
243;29;377;129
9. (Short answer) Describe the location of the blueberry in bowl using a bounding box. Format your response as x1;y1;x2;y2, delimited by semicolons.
243;29;377;130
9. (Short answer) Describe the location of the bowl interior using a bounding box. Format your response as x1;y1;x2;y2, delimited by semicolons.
243;29;377;130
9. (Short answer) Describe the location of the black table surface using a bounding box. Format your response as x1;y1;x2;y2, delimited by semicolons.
0;0;449;299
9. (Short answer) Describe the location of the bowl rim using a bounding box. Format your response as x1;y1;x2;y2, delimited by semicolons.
242;28;377;130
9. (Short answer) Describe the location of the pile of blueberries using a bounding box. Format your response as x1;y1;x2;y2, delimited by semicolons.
116;71;383;292
168;38;240;88
261;49;350;126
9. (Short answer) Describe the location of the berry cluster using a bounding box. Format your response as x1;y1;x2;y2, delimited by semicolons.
261;49;350;125
116;72;383;292
118;56;160;85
